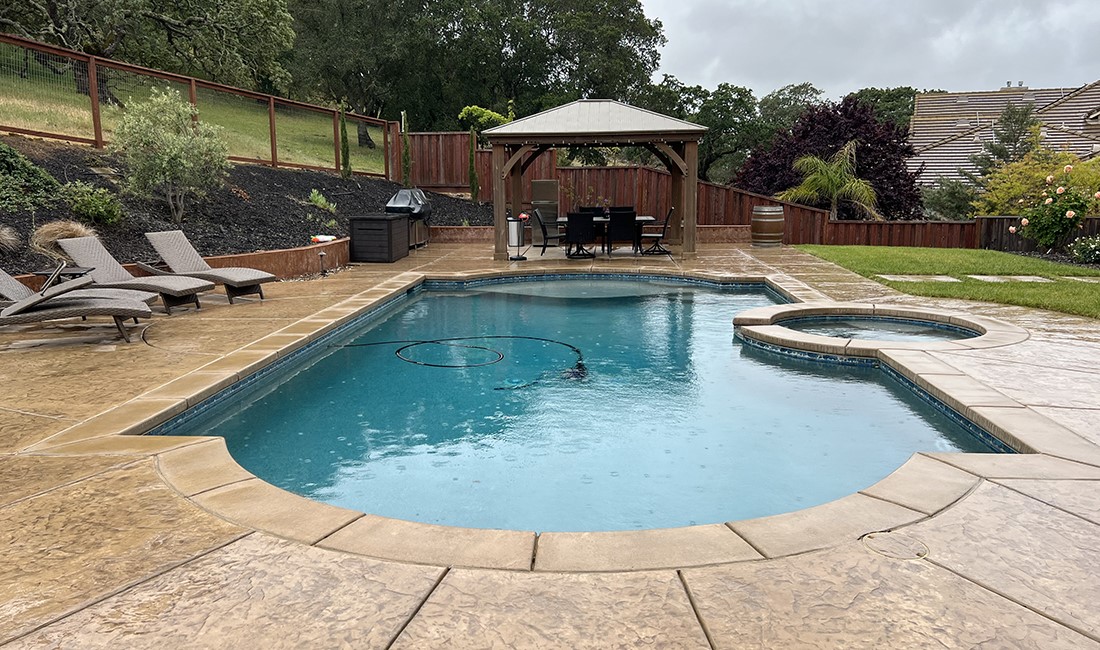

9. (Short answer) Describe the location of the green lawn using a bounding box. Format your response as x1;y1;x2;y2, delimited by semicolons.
798;245;1100;319
0;43;385;174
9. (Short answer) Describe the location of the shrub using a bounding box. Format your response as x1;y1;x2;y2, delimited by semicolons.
972;149;1100;215
62;181;123;225
308;189;337;213
111;87;229;223
0;142;60;213
1067;235;1100;264
468;126;480;201
0;224;19;253
1013;164;1098;250
922;177;977;220
30;220;96;261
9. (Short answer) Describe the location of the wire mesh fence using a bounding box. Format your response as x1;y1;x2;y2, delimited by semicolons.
0;40;95;142
196;85;273;163
274;101;337;169
0;34;393;177
95;63;191;140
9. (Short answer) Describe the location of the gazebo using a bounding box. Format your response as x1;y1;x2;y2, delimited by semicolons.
483;100;707;259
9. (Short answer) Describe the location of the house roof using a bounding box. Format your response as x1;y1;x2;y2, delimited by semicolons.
908;82;1100;184
484;99;706;143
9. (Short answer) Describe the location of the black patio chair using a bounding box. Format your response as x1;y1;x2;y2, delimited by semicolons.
641;206;675;256
565;212;597;259
531;208;566;256
604;210;639;256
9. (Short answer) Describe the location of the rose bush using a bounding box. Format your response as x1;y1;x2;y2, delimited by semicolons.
1015;164;1097;250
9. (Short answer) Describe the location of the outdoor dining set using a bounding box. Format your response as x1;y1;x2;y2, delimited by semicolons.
527;206;675;259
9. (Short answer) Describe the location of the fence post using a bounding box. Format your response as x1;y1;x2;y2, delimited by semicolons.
268;97;278;168
332;111;340;172
383;122;391;180
87;56;104;148
188;79;198;125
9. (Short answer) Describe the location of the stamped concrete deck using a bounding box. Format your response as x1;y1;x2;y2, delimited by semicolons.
2;244;1099;648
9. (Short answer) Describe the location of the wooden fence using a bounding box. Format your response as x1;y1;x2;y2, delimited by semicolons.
787;213;978;248
0;33;396;177
976;216;1100;251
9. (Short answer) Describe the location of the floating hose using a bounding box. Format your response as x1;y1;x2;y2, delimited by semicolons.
338;335;587;390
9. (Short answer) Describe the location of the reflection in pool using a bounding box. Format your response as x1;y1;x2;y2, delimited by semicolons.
162;279;1000;532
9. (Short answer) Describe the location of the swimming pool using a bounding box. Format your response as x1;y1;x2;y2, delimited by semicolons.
162;277;998;532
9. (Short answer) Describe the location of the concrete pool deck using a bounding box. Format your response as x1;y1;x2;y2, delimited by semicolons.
2;243;1099;648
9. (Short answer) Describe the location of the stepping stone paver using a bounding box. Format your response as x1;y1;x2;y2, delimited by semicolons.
877;274;961;282
967;275;1054;283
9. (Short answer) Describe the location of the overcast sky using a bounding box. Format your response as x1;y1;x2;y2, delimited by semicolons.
639;0;1100;99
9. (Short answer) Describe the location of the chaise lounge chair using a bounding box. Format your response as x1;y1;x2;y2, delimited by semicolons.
57;236;215;315
137;230;276;304
0;264;159;307
0;275;152;342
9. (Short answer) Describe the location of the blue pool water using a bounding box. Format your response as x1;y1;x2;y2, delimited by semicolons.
165;278;997;532
782;316;976;342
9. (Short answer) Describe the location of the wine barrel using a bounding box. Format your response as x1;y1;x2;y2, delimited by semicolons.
751;205;784;247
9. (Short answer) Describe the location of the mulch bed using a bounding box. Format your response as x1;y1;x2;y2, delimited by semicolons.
0;134;493;275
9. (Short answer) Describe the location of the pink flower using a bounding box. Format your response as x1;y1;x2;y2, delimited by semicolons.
1066;210;1076;218
1095;191;1100;200
1046;175;1054;184
1009;226;1017;234
1056;186;1066;194
1044;197;1053;204
1065;165;1073;173
1020;218;1029;226
1042;191;1048;197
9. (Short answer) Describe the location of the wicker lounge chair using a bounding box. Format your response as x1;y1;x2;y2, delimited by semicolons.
57;236;214;315
0;264;159;307
139;230;276;304
0;275;152;342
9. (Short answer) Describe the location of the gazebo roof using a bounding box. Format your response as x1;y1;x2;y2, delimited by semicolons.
484;99;706;142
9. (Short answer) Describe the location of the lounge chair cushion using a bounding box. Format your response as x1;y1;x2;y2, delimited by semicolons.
0;276;95;317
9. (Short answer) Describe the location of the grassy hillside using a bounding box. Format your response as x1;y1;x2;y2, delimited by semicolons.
0;42;385;174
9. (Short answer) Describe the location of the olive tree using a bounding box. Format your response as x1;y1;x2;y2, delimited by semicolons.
111;88;229;222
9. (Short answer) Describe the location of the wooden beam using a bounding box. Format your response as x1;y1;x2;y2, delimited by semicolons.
652;143;688;176
501;144;536;178
519;145;553;174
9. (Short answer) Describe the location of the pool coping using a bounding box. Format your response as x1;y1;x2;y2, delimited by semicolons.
23;268;1100;573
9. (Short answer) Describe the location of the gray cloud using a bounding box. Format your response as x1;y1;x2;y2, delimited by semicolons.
641;0;1100;98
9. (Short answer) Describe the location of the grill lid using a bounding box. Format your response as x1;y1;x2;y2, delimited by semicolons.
385;189;432;221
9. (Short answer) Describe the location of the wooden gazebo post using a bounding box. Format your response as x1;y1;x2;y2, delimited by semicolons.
492;143;508;257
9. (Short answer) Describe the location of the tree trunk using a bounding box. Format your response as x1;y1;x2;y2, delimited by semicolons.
356;121;376;149
70;60;124;107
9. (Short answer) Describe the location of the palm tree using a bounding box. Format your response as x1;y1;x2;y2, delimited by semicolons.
777;140;883;220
